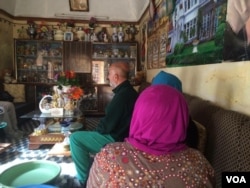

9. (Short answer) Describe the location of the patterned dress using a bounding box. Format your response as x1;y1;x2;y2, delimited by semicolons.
87;142;215;188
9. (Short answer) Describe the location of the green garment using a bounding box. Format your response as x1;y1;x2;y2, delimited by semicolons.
95;80;138;141
70;80;138;183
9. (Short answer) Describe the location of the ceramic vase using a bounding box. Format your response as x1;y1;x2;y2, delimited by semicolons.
76;27;85;41
54;29;64;41
90;28;98;42
112;27;118;42
27;24;37;39
118;27;124;42
53;85;62;95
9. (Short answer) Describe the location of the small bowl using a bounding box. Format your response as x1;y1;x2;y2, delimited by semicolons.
60;121;70;127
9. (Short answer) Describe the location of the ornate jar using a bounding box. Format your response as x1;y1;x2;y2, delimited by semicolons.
112;27;118;42
27;24;37;39
118;27;124;42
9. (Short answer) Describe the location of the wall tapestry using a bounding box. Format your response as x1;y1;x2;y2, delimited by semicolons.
147;0;168;69
147;0;228;68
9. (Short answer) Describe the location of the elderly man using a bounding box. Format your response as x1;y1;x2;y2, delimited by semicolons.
70;62;138;186
0;101;24;139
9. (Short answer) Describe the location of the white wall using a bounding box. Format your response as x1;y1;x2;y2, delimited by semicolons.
0;0;148;21
147;61;250;116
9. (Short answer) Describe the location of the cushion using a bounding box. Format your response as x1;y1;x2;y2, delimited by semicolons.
4;84;25;102
193;120;207;154
0;91;14;102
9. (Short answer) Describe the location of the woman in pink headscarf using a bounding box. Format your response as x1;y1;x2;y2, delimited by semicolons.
87;85;215;188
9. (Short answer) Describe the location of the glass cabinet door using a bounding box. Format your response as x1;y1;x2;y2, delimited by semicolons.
15;39;63;84
91;42;137;84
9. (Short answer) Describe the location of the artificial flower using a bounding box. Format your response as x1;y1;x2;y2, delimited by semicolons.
54;70;79;89
111;21;124;28
66;20;75;28
89;17;97;28
67;86;84;100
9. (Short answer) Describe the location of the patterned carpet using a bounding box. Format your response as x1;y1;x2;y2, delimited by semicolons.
0;117;101;188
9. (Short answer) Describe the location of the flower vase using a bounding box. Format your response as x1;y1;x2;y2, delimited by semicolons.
118;27;124;42
112;27;118;42
64;97;75;115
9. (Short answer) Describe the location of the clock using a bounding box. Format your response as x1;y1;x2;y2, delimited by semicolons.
149;0;156;20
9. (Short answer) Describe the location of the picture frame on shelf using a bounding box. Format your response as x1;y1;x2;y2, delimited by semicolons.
64;32;73;41
69;0;89;11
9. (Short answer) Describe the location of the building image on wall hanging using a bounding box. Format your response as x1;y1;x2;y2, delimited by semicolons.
223;0;250;62
165;0;227;67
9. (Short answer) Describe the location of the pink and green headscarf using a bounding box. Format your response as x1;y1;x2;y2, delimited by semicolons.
126;85;189;155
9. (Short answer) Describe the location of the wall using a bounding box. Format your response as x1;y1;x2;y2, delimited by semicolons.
0;13;14;78
147;62;250;116
0;0;148;22
0;10;140;80
138;0;250;116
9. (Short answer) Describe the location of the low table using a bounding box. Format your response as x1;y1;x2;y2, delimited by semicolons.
29;133;65;149
0;122;12;153
20;110;84;149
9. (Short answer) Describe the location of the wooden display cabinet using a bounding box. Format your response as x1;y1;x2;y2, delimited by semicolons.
13;41;138;116
63;41;92;73
91;42;138;84
14;39;63;84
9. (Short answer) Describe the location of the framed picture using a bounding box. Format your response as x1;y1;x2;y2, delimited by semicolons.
64;32;73;41
69;0;89;11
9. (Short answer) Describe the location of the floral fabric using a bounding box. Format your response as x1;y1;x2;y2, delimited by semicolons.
87;142;215;188
88;85;215;187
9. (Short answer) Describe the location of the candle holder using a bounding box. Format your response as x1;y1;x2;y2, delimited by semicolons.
125;25;139;41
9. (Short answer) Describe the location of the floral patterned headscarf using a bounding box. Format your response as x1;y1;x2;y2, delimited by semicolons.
126;85;189;155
